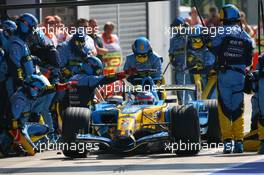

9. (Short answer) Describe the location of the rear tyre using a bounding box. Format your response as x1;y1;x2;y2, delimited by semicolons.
204;100;221;144
170;105;201;156
62;107;91;158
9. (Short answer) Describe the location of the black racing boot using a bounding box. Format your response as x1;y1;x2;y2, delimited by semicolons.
258;141;264;154
233;140;244;153
223;139;232;154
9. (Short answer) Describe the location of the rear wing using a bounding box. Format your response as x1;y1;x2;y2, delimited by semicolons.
156;84;196;92
122;84;196;93
157;84;197;104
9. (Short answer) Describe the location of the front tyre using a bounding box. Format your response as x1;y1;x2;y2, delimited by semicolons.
62;107;91;158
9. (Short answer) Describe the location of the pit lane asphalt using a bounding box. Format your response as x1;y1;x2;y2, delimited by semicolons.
0;95;264;175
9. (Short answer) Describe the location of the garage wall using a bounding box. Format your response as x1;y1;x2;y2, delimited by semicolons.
87;3;148;58
42;0;77;26
148;1;171;84
6;0;38;18
118;3;148;57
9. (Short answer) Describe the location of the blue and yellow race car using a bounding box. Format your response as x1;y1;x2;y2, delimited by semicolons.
61;71;221;158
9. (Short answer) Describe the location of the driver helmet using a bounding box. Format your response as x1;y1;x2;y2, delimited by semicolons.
134;92;155;105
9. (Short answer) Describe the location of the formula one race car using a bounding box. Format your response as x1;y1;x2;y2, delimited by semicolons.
61;70;221;158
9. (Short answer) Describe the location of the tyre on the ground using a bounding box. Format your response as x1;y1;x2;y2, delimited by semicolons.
62;107;91;158
170;105;201;156
204;100;222;144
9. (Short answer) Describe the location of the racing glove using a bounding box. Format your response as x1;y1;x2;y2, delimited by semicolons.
62;67;72;78
56;81;78;91
11;119;20;130
45;81;78;92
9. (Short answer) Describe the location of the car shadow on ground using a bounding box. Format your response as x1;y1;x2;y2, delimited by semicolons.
213;152;259;158
40;148;222;161
0;162;238;174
